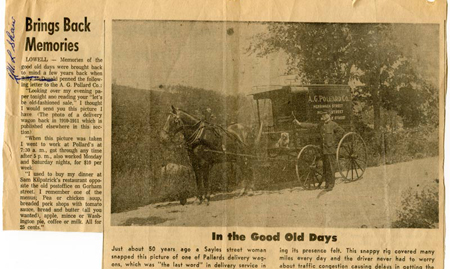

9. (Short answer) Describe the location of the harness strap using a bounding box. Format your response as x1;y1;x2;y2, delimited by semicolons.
185;122;206;146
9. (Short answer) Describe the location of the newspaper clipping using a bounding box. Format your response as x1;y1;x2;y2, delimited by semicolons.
3;1;105;232
2;0;447;268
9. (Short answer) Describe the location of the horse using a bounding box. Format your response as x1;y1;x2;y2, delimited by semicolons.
160;105;259;205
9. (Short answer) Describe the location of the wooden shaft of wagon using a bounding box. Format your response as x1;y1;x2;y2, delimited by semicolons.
204;149;299;164
204;149;259;159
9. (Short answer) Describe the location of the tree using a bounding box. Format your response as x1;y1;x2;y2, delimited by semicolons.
249;23;438;152
250;23;354;84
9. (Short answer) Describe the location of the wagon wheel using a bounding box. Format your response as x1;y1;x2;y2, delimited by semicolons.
296;145;323;189
336;132;367;181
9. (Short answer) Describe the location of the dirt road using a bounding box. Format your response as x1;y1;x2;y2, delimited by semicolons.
111;157;439;228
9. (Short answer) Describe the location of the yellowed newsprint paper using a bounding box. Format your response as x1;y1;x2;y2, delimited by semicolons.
3;0;447;268
3;0;105;232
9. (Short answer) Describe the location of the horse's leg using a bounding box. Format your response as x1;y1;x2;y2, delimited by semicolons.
237;159;255;196
246;163;255;195
188;149;205;205
192;164;204;204
202;164;212;205
237;158;248;196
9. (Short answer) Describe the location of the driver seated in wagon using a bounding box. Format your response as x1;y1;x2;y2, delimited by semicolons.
293;108;345;191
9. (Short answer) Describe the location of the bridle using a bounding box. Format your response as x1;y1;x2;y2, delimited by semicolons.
162;112;205;147
161;113;182;134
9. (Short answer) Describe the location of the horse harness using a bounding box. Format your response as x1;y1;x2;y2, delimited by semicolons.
184;121;207;146
177;118;246;154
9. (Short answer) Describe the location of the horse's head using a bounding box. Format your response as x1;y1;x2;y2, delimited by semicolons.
160;106;184;144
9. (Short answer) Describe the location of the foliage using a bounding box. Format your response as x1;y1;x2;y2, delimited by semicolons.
250;23;355;84
354;107;438;166
385;126;438;162
248;23;439;132
356;125;439;167
392;181;439;228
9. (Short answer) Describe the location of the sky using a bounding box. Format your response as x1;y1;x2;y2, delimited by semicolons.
112;21;439;95
112;21;288;95
391;23;439;88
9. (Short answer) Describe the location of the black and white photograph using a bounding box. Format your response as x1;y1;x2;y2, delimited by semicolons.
111;21;439;228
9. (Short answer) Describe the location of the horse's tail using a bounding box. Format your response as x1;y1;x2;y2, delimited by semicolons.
224;122;264;149
224;124;249;147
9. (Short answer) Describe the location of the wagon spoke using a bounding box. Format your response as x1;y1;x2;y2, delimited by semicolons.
305;170;311;180
353;161;360;179
354;159;365;172
341;158;352;170
313;168;323;177
349;144;356;155
350;161;354;180
298;172;306;181
355;158;367;170
303;171;312;186
342;144;351;155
